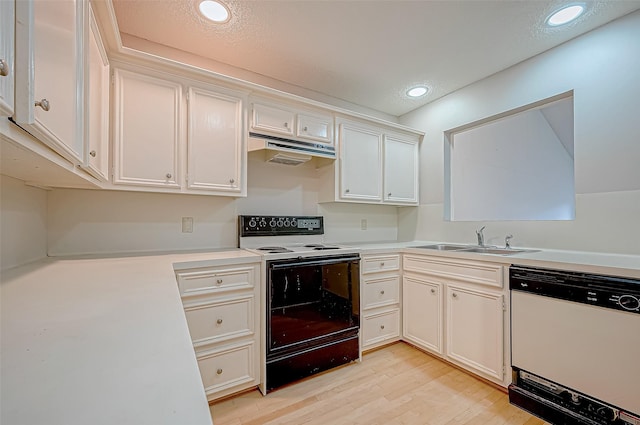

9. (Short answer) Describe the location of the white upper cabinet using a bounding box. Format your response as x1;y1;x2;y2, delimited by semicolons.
339;120;383;201
113;68;181;188
187;86;245;194
251;101;334;145
82;4;109;181
296;112;333;144
0;0;14;117
383;133;419;204
14;0;86;164
251;103;294;136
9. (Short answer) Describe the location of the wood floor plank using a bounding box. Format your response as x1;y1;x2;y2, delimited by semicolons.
211;343;548;425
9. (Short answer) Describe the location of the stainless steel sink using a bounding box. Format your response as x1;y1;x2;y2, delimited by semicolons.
414;244;539;255
459;247;538;255
414;244;470;251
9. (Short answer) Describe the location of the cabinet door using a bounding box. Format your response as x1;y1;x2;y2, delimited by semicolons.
14;0;86;163
82;5;109;181
113;68;181;188
402;275;443;354
251;103;294;136
446;284;504;380
339;121;382;201
187;87;244;193
384;134;418;204
296;113;333;144
0;0;14;116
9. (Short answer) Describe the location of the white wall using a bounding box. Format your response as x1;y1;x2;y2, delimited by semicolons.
399;11;640;255
47;154;399;256
0;176;48;270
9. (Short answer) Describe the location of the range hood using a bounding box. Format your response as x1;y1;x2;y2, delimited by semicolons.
248;132;336;165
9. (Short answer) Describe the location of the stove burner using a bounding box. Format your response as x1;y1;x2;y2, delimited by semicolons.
257;246;293;253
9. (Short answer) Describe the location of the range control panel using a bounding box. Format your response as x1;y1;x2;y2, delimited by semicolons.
239;215;324;236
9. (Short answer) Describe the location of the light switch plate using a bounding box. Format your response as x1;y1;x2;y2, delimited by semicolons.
182;217;193;233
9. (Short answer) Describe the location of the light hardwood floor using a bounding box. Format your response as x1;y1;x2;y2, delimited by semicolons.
210;342;547;425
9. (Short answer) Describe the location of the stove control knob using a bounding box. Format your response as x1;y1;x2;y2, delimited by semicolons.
284;219;290;227
291;219;297;228
269;219;276;227
277;219;284;227
618;295;639;311
259;218;266;227
248;219;257;228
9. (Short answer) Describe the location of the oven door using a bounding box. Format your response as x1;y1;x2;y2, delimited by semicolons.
266;254;360;359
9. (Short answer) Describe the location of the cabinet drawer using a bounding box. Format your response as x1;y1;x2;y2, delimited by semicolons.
403;255;503;288
176;265;256;297
362;309;400;348
197;342;256;399
185;296;254;347
362;254;400;274
362;275;400;310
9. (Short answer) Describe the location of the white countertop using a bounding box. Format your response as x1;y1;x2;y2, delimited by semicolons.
0;249;260;425
1;243;638;425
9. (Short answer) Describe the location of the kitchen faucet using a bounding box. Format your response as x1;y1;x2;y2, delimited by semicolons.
505;234;513;249
476;226;486;247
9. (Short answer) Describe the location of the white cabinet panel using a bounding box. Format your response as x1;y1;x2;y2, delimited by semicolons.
184;296;254;347
339;121;382;201
363;276;400;310
446;284;504;380
14;0;86;163
0;0;14;117
82;4;109;181
362;309;400;347
187;87;244;193
296;113;333;144
402;275;443;355
113;68;181;188
196;342;255;398
251;103;294;136
384;134;418;204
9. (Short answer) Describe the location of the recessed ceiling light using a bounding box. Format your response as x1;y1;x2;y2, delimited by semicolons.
199;0;230;23
407;86;429;98
546;4;585;27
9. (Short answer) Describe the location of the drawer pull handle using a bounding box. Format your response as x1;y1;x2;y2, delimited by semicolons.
217;368;223;375
216;318;223;325
89;150;96;157
380;262;385;267
380;290;385;295
452;292;458;298
0;59;8;77
166;173;172;179
35;98;50;111
431;288;436;294
216;279;223;285
380;325;385;330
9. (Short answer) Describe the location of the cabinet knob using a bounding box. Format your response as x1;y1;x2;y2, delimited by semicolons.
89;150;96;158
388;192;392;197
229;178;235;184
303;126;308;132
380;262;385;267
216;278;223;285
452;292;458;298
216;318;223;325
283;122;289;128
380;290;385;295
216;368;223;375
380;325;385;330
345;189;350;193
431;288;436;294
0;59;8;77
35;98;50;111
166;173;172;179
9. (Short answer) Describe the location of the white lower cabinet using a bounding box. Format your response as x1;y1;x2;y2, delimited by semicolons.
361;253;401;350
176;261;260;401
402;274;443;355
402;254;507;385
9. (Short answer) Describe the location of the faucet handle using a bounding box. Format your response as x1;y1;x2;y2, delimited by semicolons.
505;234;513;249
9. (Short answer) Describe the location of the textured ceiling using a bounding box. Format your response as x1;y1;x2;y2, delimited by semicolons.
111;0;640;117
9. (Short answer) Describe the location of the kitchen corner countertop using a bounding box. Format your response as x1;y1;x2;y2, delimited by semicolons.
0;249;260;425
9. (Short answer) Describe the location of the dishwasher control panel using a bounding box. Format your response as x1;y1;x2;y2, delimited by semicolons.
510;266;640;314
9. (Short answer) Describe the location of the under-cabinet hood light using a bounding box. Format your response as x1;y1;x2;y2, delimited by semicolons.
546;4;585;27
198;0;230;23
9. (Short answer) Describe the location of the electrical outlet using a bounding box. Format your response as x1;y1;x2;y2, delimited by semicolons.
182;217;193;233
361;219;367;230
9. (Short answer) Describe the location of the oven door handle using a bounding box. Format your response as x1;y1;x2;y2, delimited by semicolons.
270;255;360;269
